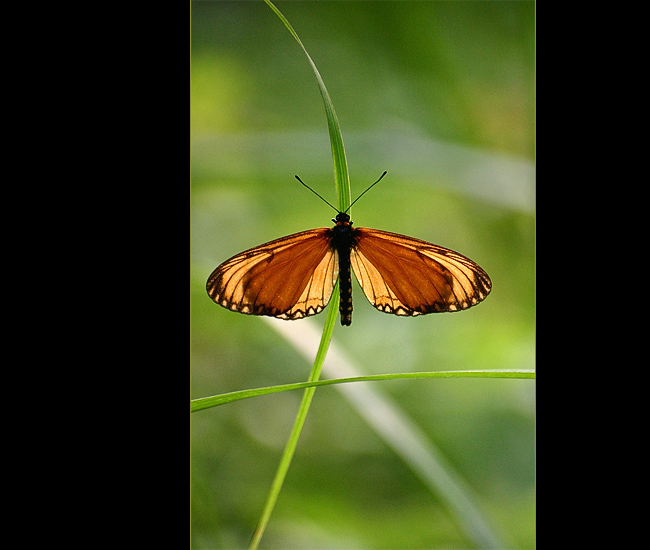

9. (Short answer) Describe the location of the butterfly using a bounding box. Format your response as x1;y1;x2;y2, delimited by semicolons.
206;172;491;326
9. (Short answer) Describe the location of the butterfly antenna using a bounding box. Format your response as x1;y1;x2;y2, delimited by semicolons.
344;171;387;213
295;175;340;213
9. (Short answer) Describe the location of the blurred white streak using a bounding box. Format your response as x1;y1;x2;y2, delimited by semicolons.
192;130;534;214
262;316;505;549
347;132;535;214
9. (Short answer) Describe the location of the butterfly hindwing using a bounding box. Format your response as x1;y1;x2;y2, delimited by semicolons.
350;228;491;316
206;229;339;320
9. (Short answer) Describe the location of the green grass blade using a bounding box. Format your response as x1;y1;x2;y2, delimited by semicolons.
249;4;353;548
191;369;534;412
263;0;351;212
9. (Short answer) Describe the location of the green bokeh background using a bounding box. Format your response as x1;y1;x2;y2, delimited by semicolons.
191;1;535;548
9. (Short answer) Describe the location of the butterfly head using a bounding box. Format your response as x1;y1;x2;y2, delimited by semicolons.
333;212;352;226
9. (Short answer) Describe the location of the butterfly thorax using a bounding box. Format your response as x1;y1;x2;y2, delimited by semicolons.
330;212;356;326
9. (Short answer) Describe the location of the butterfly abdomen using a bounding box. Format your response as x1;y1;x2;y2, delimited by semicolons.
338;250;353;326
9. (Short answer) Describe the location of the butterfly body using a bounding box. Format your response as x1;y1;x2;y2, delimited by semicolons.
329;212;355;326
206;210;491;326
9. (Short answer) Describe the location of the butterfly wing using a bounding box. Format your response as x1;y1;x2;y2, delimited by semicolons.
206;229;338;320
350;228;491;315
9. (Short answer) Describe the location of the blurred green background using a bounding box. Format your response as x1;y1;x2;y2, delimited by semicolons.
191;1;534;549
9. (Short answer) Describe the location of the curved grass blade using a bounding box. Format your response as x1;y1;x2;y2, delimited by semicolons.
249;4;354;549
263;0;351;212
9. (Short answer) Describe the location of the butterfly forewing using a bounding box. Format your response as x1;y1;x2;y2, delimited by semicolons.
206;229;339;320
350;228;491;315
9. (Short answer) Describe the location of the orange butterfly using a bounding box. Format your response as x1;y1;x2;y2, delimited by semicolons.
206;173;491;326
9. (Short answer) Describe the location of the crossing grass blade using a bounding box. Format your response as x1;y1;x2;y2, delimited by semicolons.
191;369;535;412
